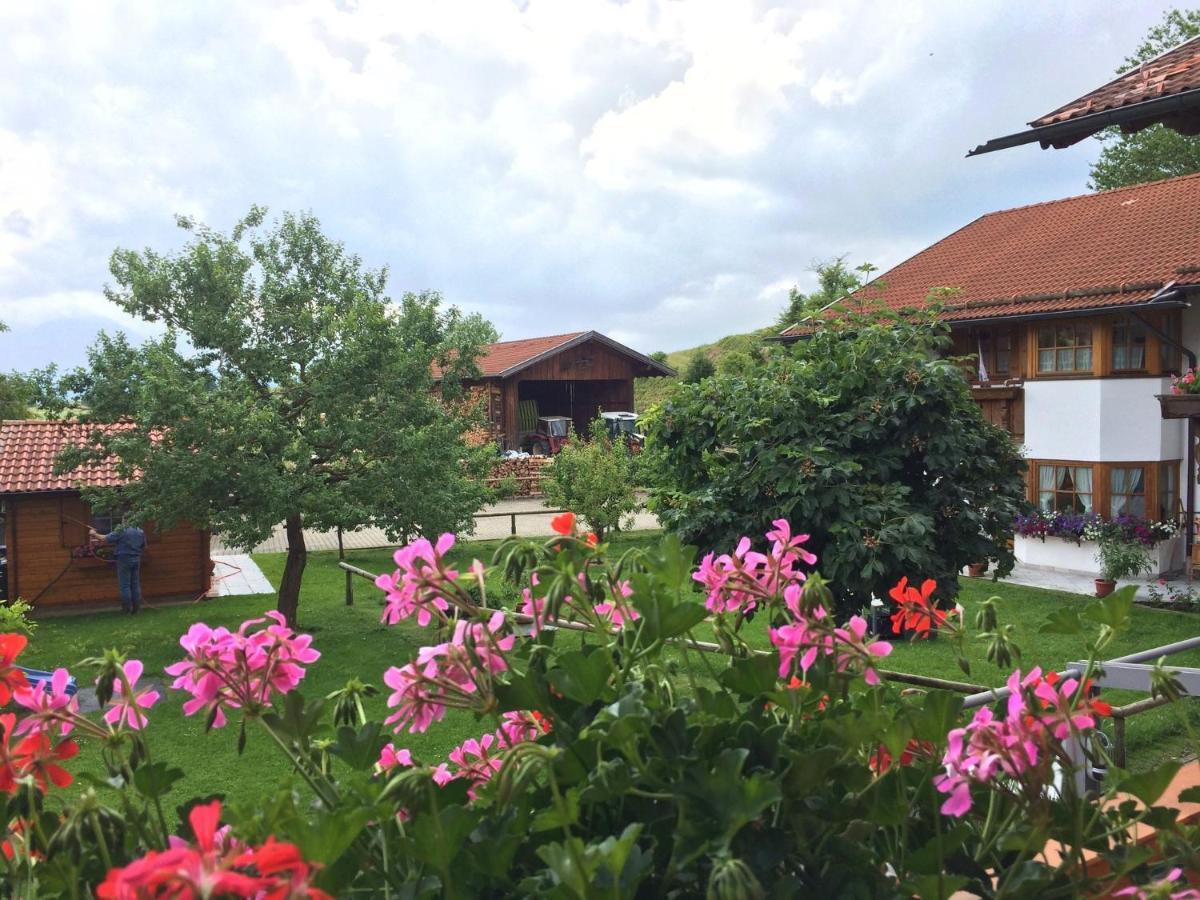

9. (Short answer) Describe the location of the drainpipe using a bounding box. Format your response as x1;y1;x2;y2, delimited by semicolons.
1133;282;1200;557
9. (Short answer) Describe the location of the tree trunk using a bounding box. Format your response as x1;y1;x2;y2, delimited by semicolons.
278;513;307;627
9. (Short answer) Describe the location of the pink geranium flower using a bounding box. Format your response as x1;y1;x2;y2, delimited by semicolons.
103;659;161;731
376;534;457;628
13;668;78;737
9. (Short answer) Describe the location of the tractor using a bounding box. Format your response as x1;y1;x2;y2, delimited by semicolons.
601;411;645;453
522;416;572;456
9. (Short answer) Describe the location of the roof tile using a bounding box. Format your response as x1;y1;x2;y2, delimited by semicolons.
782;172;1200;335
1032;36;1200;127
0;421;133;494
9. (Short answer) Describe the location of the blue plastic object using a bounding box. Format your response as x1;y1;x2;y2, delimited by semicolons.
16;666;79;697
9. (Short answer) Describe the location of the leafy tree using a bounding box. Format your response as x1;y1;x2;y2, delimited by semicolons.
50;208;496;625
543;418;639;539
1089;8;1200;191
649;350;669;363
643;312;1027;611
0;320;32;420
682;352;715;384
775;257;869;331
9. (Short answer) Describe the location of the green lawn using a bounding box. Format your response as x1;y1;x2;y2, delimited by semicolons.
15;532;1200;817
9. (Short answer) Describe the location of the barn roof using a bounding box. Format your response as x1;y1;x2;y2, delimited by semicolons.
436;330;676;380
970;36;1200;155
779;172;1200;338
0;420;133;495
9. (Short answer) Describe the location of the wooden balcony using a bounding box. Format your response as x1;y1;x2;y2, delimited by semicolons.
970;383;1024;444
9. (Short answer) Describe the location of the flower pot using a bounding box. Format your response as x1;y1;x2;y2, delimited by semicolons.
1094;578;1117;598
967;563;987;577
1157;394;1200;419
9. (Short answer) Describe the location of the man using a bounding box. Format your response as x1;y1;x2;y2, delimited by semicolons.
89;523;147;614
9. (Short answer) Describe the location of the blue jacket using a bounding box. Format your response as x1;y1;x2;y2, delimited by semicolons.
105;527;146;562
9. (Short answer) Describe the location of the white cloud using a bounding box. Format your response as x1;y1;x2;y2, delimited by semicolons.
0;0;1180;369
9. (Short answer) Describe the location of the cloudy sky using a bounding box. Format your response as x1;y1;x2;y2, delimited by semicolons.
0;1;1175;371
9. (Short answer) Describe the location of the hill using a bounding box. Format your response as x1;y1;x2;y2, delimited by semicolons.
634;328;776;413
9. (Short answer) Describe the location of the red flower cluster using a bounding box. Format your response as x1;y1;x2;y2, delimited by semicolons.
97;800;329;899
0;712;78;794
550;511;598;545
888;577;952;638
869;739;936;774
0;634;29;704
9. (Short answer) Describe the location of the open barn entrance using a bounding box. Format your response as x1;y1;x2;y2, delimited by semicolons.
517;379;633;439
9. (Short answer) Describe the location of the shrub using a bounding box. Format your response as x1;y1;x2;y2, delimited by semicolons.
643;315;1028;612
543;418;639;539
0;519;1193;897
682;352;715;384
1096;537;1153;582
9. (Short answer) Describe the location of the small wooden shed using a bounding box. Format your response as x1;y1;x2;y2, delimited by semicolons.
0;420;211;613
445;331;675;450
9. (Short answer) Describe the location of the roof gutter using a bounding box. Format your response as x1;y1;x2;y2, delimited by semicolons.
771;292;1192;342
1132;281;1200;370
967;86;1200;156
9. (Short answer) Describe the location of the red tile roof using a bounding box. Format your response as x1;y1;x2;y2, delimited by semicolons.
781;173;1200;336
0;421;134;494
474;332;586;377
433;331;675;379
1032;36;1200;129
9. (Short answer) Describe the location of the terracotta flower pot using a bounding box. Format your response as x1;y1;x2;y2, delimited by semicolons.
1095;578;1117;598
967;563;987;577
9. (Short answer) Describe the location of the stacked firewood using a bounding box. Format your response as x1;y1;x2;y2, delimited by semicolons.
487;456;553;497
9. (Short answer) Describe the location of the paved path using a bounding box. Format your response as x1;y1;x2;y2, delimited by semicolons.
975;561;1190;602
212;498;661;555
208;554;275;596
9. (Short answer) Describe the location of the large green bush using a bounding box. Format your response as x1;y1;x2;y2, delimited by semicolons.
642;314;1028;609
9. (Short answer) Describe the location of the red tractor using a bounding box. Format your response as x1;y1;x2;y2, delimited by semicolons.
522;416;572;456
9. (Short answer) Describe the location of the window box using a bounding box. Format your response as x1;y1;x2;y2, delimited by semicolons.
1014;533;1183;577
1157;394;1200;419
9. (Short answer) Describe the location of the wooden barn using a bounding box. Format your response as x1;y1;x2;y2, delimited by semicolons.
445;331;675;450
0;420;211;613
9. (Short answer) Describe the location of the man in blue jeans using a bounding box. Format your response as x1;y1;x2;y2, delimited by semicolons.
89;524;147;614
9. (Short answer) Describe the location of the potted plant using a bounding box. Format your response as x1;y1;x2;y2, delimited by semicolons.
967;561;988;577
1094;537;1152;597
1158;366;1200;418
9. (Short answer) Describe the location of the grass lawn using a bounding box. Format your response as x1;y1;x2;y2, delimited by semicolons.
16;531;1200;818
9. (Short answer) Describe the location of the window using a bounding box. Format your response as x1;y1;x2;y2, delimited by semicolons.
1038;464;1094;513
1158;462;1180;524
90;508;127;536
1159;314;1181;374
971;327;1012;380
1111;318;1148;371
1037;323;1093;374
1109;466;1146;517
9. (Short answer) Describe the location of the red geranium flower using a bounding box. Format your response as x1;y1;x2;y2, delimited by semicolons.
888;577;947;638
550;512;576;535
97;800;329;899
0;633;29;705
11;732;78;793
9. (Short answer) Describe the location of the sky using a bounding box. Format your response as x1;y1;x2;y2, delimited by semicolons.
0;0;1177;371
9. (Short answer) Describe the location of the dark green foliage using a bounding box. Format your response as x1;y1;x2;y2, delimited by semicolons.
47;207;496;623
1089;8;1200;191
649;350;669;363
643;315;1028;610
682;351;715;384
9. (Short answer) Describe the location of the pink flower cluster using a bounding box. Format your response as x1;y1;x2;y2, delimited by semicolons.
694;520;818;615
375;533;459;628
13;669;79;738
383;611;515;734
165;612;320;728
1171;367;1199;395
934;667;1108;817
770;601;892;687
379;711;550;801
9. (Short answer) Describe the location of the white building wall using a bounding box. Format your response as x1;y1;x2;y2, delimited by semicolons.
1023;377;1180;462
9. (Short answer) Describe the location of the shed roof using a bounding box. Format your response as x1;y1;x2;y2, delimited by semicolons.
970;36;1200;155
0;420;132;495
437;330;676;380
779;172;1200;337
